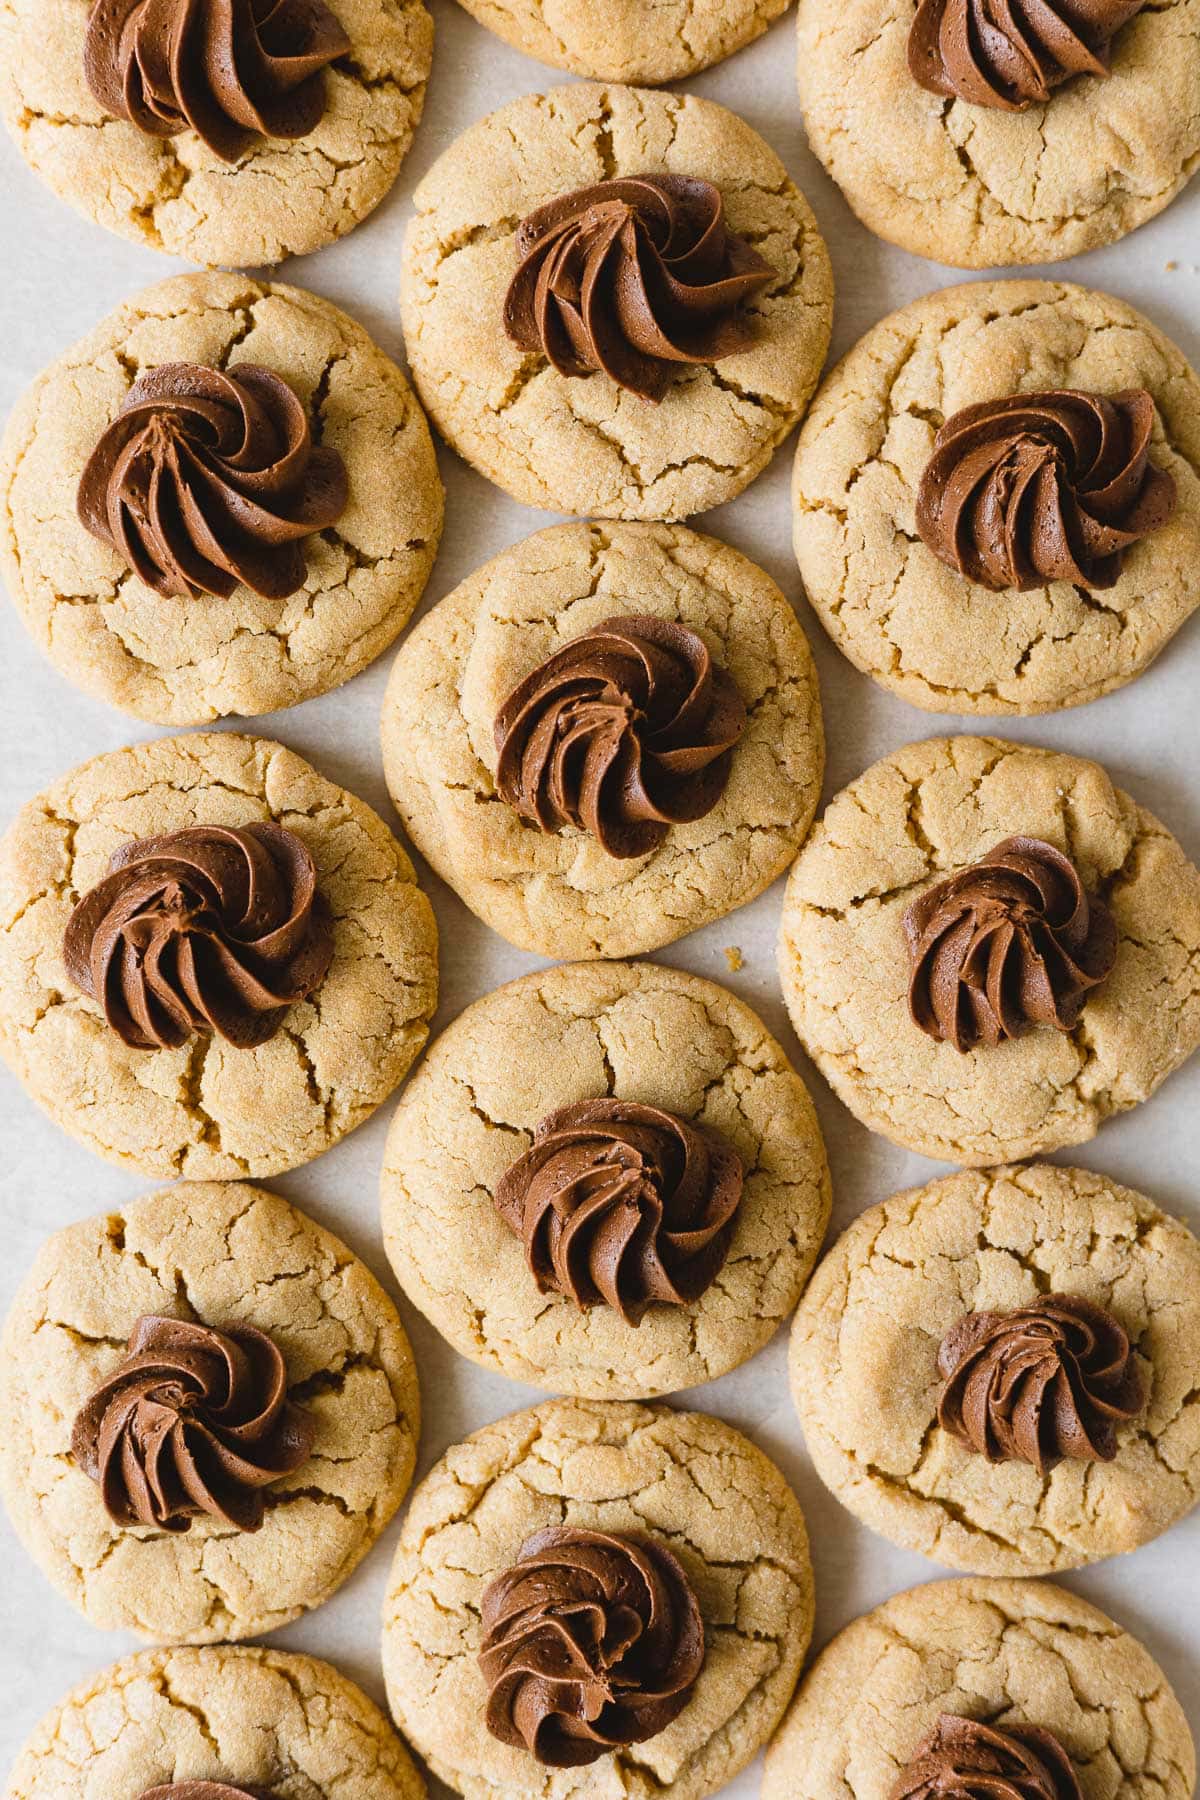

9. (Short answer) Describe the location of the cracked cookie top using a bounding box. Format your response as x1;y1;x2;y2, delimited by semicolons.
0;1181;421;1643
382;1397;814;1800
778;734;1200;1165
381;520;825;960
792;281;1200;716
762;1577;1195;1800
0;0;433;265
381;960;830;1398
789;1163;1200;1575
0;272;443;724
401;82;832;521
5;1644;426;1798
0;731;438;1179
449;0;791;83
796;0;1199;269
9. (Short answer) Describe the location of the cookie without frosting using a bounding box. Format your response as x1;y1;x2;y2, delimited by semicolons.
381;960;830;1397
777;735;1200;1164
0;272;443;725
401;82;832;521
790;1163;1200;1575
795;0;1200;268
451;0;791;82
0;731;438;1178
762;1577;1194;1800
0;0;434;266
382;1396;814;1800
0;1181;420;1642
381;520;824;958
793;281;1200;715
5;1644;425;1797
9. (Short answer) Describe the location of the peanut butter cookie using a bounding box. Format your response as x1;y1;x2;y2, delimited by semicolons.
451;0;790;82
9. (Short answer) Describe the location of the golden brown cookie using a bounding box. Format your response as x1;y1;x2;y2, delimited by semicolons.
0;272;443;724
382;520;825;958
0;732;438;1178
778;735;1200;1164
0;1181;420;1642
763;1578;1195;1800
401;82;833;521
790;1163;1200;1575
381;960;830;1398
451;0;791;81
382;1397;814;1800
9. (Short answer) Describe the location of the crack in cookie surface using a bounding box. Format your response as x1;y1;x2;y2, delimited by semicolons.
453;0;791;83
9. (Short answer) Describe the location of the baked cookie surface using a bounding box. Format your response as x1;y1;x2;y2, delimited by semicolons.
382;1397;813;1800
0;1182;420;1643
793;281;1200;715
382;520;824;958
0;272;443;725
451;0;791;82
5;1643;425;1797
762;1577;1195;1800
381;960;830;1398
0;0;434;266
795;0;1200;268
0;732;438;1178
400;82;832;521
791;1163;1200;1576
777;736;1200;1165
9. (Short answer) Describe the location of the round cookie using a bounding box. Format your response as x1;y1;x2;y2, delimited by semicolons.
762;1577;1195;1800
401;82;833;521
381;960;831;1398
382;520;825;958
791;1163;1200;1576
0;272;444;725
451;0;791;82
0;0;434;266
777;735;1200;1165
792;281;1200;715
0;1181;420;1643
0;732;438;1178
5;1644;425;1797
382;1397;814;1800
795;0;1200;268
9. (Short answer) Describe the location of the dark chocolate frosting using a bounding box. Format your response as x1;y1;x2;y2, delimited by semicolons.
479;1526;705;1767
908;0;1146;111
938;1293;1144;1473
504;175;774;402
140;1786;263;1800
892;1714;1083;1800
915;389;1175;592
494;614;746;859
77;361;348;602
63;821;334;1051
83;0;350;161
493;1098;744;1326
72;1313;314;1532
904;836;1117;1053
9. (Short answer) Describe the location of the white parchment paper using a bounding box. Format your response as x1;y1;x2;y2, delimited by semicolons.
1;2;1198;1789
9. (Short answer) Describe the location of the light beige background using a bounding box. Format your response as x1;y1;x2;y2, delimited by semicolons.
1;1;1197;1790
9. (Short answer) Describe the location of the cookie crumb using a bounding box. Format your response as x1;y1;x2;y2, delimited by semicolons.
724;946;745;972
1167;260;1178;270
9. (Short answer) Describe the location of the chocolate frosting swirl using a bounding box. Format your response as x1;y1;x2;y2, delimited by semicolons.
493;615;747;860
892;1715;1082;1800
63;821;335;1052
83;0;351;162
503;175;775;402
915;389;1176;592
479;1526;705;1767
72;1313;315;1532
937;1293;1144;1473
140;1786;263;1799
904;836;1117;1053
908;0;1146;110
494;1098;744;1327
77;362;348;603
